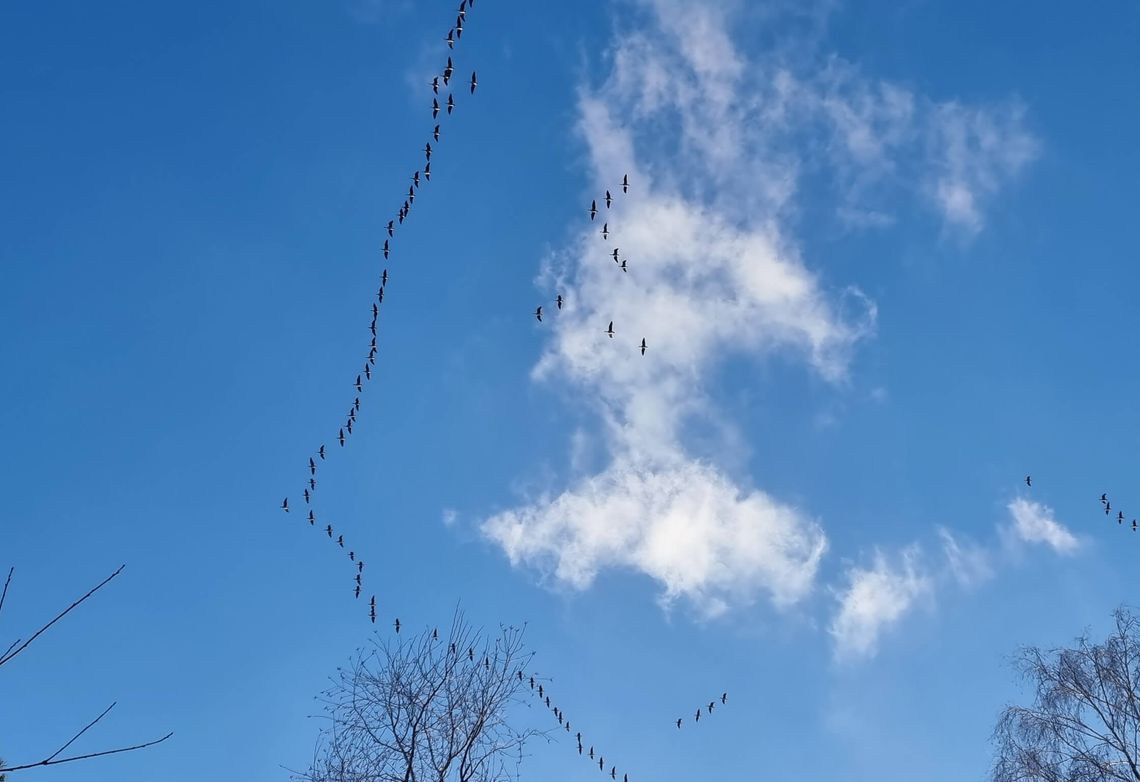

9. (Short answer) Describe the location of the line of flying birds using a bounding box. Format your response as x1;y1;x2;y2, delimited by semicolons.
280;0;482;633
273;4;732;775
676;691;729;729
534;174;650;355
1027;474;1137;531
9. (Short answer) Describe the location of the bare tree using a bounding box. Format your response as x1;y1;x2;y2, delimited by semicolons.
295;610;541;782
0;565;172;775
992;606;1140;782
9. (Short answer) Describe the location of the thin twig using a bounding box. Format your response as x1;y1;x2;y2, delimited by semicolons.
46;701;117;762
0;564;125;668
0;566;13;617
0;731;173;772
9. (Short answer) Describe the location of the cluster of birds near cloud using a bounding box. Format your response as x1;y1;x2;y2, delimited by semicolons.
535;176;650;356
1025;474;1135;532
272;1;675;777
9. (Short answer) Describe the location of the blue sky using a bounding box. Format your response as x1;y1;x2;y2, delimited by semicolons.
2;0;1139;779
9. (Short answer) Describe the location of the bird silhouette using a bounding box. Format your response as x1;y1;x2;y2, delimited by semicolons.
470;72;477;94
622;174;629;193
606;321;615;338
590;200;597;220
1119;511;1125;523
447;94;454;115
337;535;344;547
456;19;463;39
281;498;289;512
325;524;333;538
309;458;316;475
432;76;439;94
433;628;439;640
1133;520;1137;532
303;489;310;503
1025;475;1032;487
354;397;361;412
424;162;432;180
412;171;420;189
470;648;476;661
358;560;364;573
611;767;616;779
387;221;394;237
443;57;453;83
308;511;315;525
556;295;563;310
339;429;346;446
309;478;316;490
432;98;440;119
721;692;727;704
535;306;543;322
433;124;441;142
601;223;609;240
676;718;682;728
620;259;627;272
1101;493;1108;503
1107;502;1112;515
612;248;620;262
605;190;612;208
538;684;543;697
695;709;700;722
589;747;594;759
708;701;715;713
394;618;401;633
446;29;455;48
640;338;647;355
355;375;363;391
349;551;355;561
319;445;326;460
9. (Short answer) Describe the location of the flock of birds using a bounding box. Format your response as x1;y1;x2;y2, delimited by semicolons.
1026;474;1136;531
533;175;650;356
272;1;717;777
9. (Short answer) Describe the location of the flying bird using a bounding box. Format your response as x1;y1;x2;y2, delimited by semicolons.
319;445;326;460
708;701;715;713
381;269;388;286
303;489;310;503
309;458;316;475
308;510;315;525
622;174;629;193
309;478;316;490
605;190;612;208
395;618;401;633
1025;475;1032;487
337;535;344;547
425;142;432;160
620;259;627;272
349;551;354;561
325;524;333;538
695;709;700;722
433;124;440;142
281;498;289;512
432;76;439;94
355;585;361;598
1133;520;1137;532
590;200;598;220
721;692;727;704
339;429;346;446
1101;493;1109;503
535;306;543;322
470;71;477;94
446;29;454;48
447;94;454;114
640;338;647;355
432;98;440;119
556;295;563;310
355;375;363;392
612;248;620;262
358;561;363;573
443;57;453;83
412;171;420;188
425;162;432;180
387;220;394;237
606;321;615;338
383;240;389;259
601;222;609;240
676;718;682;728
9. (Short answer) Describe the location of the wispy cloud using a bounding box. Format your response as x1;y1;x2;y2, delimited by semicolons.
1005;498;1080;555
830;546;932;662
937;527;995;589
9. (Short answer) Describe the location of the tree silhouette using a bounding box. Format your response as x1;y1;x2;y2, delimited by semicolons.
992;606;1140;782
295;609;539;782
0;565;172;775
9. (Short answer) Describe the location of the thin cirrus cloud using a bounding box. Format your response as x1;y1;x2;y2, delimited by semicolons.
829;546;933;663
481;0;1038;621
1005;497;1081;555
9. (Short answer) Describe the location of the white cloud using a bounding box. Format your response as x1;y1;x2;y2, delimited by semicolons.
441;508;458;528
483;460;828;617
480;0;1038;619
830;546;932;662
1005;498;1080;555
